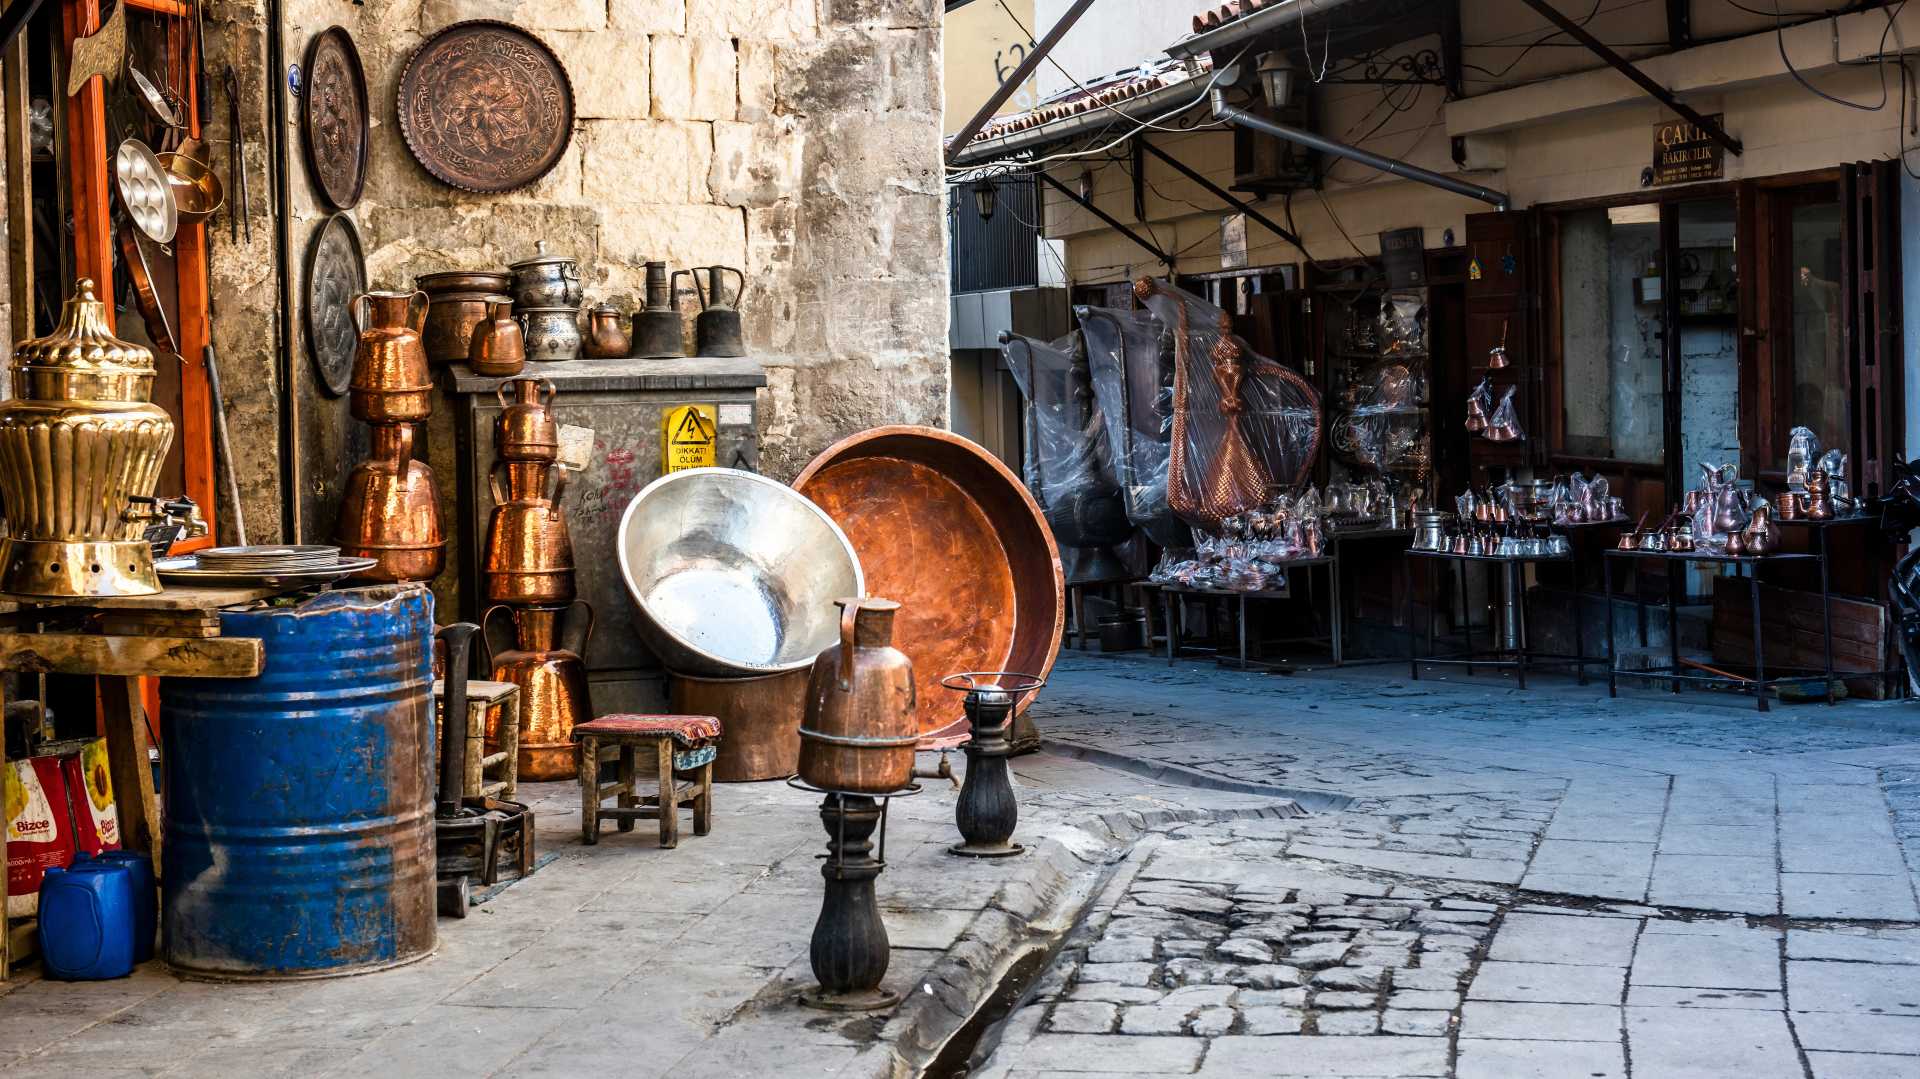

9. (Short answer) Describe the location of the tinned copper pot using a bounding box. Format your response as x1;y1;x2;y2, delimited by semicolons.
336;423;446;582
419;269;513;365
350;290;433;424
798;597;918;795
485;600;594;782
583;303;630;359
495;378;558;462
1775;491;1800;521
483;460;576;605
468;301;525;377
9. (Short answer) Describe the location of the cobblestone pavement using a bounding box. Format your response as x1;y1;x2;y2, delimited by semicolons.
978;654;1920;1078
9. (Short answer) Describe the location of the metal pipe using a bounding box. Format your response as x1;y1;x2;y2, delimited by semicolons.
946;0;1096;165
1212;96;1510;211
1168;0;1370;61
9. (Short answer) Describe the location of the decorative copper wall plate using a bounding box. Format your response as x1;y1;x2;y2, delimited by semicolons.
303;212;366;398
302;27;369;211
793;427;1065;739
397;21;574;194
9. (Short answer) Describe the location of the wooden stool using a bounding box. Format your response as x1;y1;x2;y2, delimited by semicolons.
434;678;520;799
572;714;721;849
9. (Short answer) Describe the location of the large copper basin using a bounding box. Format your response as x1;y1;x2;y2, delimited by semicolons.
617;467;864;677
793;426;1064;735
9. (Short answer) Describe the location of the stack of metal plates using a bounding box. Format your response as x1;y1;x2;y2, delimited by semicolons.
156;545;377;588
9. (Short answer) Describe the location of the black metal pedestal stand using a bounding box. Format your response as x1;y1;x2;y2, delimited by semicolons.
943;672;1045;859
787;776;920;1011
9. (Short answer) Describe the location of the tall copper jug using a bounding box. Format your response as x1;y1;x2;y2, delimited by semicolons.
483;460;575;605
798;597;917;795
485;601;594;781
337;423;446;582
495;378;558;462
0;278;175;597
350;290;433;424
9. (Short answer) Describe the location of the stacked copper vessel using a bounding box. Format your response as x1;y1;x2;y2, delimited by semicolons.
0;278;175;597
482;378;591;781
337;290;446;582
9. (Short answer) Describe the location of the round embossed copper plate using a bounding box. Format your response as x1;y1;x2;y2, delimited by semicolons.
303;212;366;398
793;426;1064;738
397;20;574;194
301;27;369;211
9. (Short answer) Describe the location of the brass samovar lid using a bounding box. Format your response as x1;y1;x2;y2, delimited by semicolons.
12;278;157;403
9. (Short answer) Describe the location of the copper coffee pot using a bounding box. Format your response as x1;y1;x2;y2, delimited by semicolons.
1465;391;1489;433
483;461;576;605
1806;469;1835;521
337;423;446;582
1487;319;1511;369
1742;503;1777;556
485;600;594;782
583;303;630;359
1774;491;1800;521
468;301;525;377
350;290;433;424
495;378;559;462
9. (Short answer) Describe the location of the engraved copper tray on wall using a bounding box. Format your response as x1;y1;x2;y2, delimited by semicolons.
793;426;1064;738
396;20;574;194
301;26;369;211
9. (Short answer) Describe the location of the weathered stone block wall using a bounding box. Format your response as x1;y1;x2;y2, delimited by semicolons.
203;0;948;549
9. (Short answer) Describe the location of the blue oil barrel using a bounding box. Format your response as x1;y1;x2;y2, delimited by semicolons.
39;861;137;980
159;585;436;979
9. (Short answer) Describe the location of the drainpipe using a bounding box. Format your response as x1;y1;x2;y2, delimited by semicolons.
1211;87;1510;211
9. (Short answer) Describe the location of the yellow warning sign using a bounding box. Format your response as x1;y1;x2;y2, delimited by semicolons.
662;404;717;474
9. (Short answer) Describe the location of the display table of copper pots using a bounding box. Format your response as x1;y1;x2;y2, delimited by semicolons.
793;426;1063;750
338;289;445;583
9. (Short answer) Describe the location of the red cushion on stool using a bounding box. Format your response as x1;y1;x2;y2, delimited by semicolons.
573;714;723;747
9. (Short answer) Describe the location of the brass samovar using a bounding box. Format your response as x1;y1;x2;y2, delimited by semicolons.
0;278;174;597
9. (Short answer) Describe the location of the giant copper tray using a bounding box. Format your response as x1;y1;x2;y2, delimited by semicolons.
794;426;1063;738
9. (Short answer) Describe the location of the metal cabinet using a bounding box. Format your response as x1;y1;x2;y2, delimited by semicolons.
446;357;766;715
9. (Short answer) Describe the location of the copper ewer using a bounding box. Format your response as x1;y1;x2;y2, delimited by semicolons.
0;278;175;597
350;290;434;423
483;461;576;605
485;600;594;782
337;423;446;583
495;378;559;462
419;270;513;365
797;597;918;795
583;303;630;359
468;301;525;377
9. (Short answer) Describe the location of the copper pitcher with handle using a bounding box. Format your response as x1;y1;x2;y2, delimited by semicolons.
350;290;433;424
468;300;525;377
495;377;559;462
484;600;594;782
798;597;917;795
483;460;576;605
337;423;445;582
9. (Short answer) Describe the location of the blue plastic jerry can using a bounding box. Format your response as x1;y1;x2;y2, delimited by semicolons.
90;851;156;963
38;861;137;979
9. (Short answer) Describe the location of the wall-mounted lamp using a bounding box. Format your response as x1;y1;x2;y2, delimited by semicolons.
1077;169;1094;201
1256;50;1296;110
973;178;997;221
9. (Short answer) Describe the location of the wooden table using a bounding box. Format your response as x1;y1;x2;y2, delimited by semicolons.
0;585;272;979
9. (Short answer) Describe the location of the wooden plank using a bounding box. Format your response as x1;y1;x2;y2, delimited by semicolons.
4;35;30;354
98;678;160;872
98;610;223;638
62;0;112;291
0;633;262;677
15;585;283;611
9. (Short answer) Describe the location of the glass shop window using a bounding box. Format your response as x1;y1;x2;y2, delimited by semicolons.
1785;200;1845;469
1557;204;1664;464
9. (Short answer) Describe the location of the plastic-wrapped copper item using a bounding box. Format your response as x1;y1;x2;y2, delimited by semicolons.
1133;277;1321;532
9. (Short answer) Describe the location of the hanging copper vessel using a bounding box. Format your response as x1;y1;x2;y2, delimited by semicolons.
797;597;918;795
495;377;558;462
337;423;446;582
350;290;433;424
483;460;575;605
485;601;594;782
0;278;175;597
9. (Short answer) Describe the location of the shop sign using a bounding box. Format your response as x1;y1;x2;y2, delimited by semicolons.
662;404;717;474
1650;114;1725;186
1221;213;1248;270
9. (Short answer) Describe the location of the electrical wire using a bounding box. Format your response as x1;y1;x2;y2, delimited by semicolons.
1769;0;1903;112
1459;0;1609;81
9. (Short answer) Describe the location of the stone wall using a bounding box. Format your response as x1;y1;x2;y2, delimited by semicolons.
201;0;948;550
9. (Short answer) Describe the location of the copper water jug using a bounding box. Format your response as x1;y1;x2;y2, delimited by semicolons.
798;597;918;795
468;301;525;377
583;303;630;359
350;290;433;424
483;461;575;605
485;601;593;781
1742;503;1777;556
495;378;558;462
337;423;446;582
1806;469;1835;521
